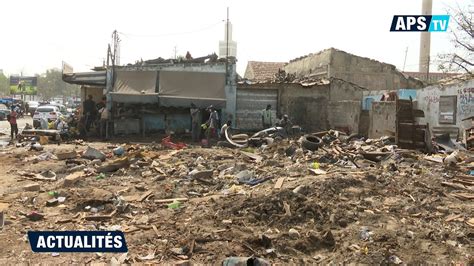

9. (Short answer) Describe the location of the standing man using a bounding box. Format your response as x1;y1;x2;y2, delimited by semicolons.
190;103;200;142
206;106;219;143
83;95;96;132
261;104;273;129
8;107;18;140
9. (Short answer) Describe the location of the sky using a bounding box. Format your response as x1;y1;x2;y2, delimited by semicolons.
0;0;469;77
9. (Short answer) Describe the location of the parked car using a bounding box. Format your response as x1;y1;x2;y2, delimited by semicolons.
27;101;39;115
0;104;11;120
32;105;62;128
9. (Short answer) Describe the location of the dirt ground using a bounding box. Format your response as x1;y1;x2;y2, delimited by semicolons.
0;134;472;265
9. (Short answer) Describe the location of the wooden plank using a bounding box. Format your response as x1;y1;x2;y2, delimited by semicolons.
139;191;154;202
274;177;285;189
152;225;160;238
154;197;188;204
445;214;463;222
451;193;474;200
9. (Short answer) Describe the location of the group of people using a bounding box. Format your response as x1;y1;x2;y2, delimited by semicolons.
82;95;108;138
261;104;293;135
189;103;292;145
190;103;231;144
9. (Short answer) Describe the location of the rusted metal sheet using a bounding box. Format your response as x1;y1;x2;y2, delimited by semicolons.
395;98;431;151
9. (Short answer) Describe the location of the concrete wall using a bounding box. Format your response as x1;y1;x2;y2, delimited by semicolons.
368;101;396;139
284;50;331;78
417;79;474;140
235;79;364;133
279;84;330;131
236;85;278;130
328;101;361;133
329;78;364;101
284;48;423;91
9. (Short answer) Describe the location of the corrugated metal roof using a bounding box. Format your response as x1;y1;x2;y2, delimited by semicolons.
62;71;106;86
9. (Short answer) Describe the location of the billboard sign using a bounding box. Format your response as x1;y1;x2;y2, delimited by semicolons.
10;76;38;95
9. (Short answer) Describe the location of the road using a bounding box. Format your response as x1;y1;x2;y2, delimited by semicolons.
0;116;33;146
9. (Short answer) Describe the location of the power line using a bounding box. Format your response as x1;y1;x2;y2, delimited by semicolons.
118;21;223;39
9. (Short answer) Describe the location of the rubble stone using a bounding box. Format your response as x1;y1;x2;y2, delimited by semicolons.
23;183;40;192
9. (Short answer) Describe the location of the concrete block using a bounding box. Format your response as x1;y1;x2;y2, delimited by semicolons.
56;151;77;160
24;183;41;192
190;170;214;179
63;172;84;187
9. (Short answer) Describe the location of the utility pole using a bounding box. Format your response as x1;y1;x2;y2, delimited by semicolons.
403;47;408;72
225;7;229;85
426;56;430;82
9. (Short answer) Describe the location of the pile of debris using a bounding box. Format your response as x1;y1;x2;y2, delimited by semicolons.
0;132;472;264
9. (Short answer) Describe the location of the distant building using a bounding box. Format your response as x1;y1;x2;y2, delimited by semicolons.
243;61;286;82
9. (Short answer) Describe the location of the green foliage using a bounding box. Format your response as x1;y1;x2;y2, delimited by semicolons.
0;73;9;96
37;69;80;100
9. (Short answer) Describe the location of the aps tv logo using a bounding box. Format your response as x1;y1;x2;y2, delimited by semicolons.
390;15;450;32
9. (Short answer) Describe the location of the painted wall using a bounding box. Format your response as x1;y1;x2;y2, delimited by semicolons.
416;79;474;140
362;89;417;110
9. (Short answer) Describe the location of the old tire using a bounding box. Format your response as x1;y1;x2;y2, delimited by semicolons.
302;135;322;151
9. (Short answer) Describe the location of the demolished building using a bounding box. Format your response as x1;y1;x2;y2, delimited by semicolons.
236;78;364;133
63;56;237;136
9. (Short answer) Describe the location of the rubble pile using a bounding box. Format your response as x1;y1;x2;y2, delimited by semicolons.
0;133;472;264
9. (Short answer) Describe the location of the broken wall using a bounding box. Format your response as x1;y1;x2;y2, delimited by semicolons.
368;101;396;139
284;48;424;91
284;49;331;78
329;78;364;101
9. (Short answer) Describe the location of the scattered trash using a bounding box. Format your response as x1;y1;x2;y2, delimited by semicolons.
222;257;271;266
388;255;402;264
83;146;106;160
360;227;373;241
113;146;125;156
1;128;472;264
30;142;43;151
167;200;181;210
26;212;44;221
36;152;56;161
162;136;186;150
288;228;300;239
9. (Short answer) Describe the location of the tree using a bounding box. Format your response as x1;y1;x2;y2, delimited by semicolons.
0;73;8;96
438;4;473;74
37;69;80;100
